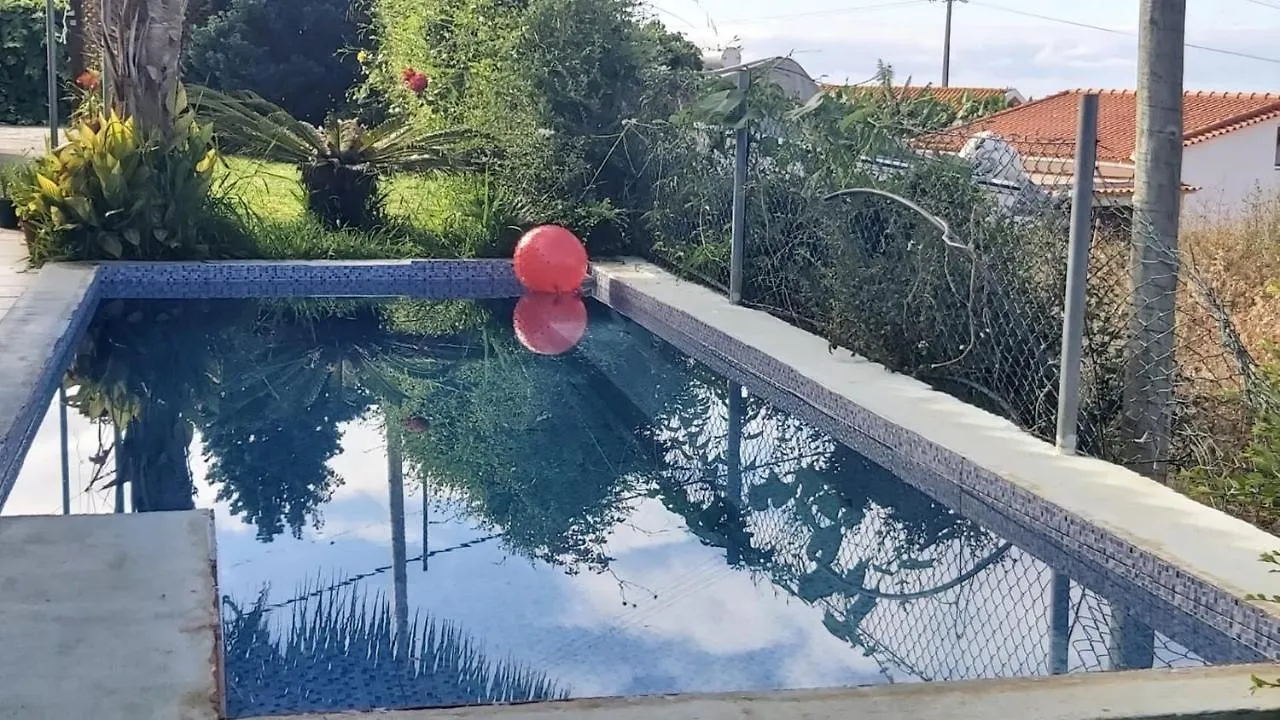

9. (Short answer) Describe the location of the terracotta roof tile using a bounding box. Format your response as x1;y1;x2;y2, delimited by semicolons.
821;84;1018;109
922;89;1280;162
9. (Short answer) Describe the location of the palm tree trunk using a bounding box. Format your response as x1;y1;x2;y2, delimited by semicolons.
101;0;189;133
67;0;102;77
386;421;410;659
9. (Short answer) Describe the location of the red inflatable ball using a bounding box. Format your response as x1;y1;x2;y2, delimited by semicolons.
513;224;588;294
514;292;588;356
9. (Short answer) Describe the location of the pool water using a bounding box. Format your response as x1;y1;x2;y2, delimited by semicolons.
6;295;1262;717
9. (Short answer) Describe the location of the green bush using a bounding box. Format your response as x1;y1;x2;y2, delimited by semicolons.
12;99;245;264
0;0;71;125
646;76;1092;444
1181;347;1280;530
360;0;703;255
184;0;362;123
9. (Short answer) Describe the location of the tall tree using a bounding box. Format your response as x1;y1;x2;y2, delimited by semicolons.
101;0;190;132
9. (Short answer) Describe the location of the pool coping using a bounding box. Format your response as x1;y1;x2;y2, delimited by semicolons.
238;663;1280;720
0;257;1278;716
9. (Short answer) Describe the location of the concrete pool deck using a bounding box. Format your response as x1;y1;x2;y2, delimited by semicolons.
0;256;1279;717
0;510;220;720
0;229;31;320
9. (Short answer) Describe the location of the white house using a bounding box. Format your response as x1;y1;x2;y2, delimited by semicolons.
922;89;1280;218
702;47;820;103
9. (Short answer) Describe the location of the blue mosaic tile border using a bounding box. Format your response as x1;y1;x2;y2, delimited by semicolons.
96;259;523;298
592;267;1280;661
612;291;1261;667
0;264;101;507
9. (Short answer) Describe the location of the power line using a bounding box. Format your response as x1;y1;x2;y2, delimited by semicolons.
1241;0;1280;9
715;0;929;27
968;1;1280;65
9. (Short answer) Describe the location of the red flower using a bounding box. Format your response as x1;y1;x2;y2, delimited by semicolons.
401;66;417;82
75;69;100;91
406;72;429;94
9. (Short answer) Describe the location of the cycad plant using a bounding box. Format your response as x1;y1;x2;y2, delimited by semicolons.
190;87;488;229
223;584;568;716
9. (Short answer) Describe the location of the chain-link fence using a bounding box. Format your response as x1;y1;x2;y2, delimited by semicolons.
643;78;1274;504
641;368;1223;681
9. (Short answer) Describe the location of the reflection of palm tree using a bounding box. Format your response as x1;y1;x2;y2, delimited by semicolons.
120;397;196;512
222;585;567;717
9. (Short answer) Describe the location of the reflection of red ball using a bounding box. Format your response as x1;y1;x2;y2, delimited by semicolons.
514;292;587;356
513;225;588;294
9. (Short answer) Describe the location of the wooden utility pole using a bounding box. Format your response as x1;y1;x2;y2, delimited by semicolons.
1125;0;1185;480
936;0;965;87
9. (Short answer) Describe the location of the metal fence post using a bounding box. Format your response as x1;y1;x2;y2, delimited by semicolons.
1054;93;1099;455
726;380;745;504
728;68;750;304
44;0;59;147
59;387;70;515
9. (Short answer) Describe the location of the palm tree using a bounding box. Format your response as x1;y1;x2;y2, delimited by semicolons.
101;0;191;134
221;584;568;716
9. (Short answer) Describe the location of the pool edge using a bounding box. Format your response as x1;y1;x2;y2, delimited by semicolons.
591;258;1280;659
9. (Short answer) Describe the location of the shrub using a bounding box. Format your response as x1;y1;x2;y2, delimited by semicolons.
184;0;362;124
193;86;488;229
646;76;1094;445
0;0;72;125
359;0;702;255
12;95;239;264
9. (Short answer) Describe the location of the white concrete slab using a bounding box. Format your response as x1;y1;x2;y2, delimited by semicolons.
245;663;1280;720
0;510;221;720
0;125;52;160
592;260;1280;616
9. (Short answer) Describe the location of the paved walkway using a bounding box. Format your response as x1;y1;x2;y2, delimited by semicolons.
0;126;52;160
0;229;31;321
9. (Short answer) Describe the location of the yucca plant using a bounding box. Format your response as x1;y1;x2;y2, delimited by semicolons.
190;86;489;229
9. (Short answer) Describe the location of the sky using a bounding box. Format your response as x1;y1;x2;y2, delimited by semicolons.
642;0;1280;98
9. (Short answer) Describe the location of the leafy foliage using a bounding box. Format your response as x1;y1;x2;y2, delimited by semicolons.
1182;347;1280;530
822;62;1014;133
392;310;652;570
184;0;362;124
12;101;241;264
193;86;487;228
360;0;704;254
646;62;1087;448
0;0;71;125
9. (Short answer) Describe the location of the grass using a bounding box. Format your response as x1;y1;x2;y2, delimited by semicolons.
212;157;503;260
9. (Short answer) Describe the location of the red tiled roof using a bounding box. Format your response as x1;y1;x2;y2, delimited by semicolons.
821;84;1018;108
922;89;1280;162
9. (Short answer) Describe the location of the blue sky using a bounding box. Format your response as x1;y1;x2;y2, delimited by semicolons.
643;0;1280;98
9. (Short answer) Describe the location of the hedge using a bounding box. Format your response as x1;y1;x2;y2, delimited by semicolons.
358;0;704;255
184;0;364;123
0;0;71;125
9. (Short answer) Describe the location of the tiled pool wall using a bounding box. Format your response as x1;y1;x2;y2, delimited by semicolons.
1;257;1279;668
584;298;1258;666
591;262;1280;662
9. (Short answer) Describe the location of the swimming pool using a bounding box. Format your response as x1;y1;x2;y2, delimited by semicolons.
5;292;1264;717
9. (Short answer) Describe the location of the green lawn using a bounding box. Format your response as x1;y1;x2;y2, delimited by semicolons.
214;157;501;260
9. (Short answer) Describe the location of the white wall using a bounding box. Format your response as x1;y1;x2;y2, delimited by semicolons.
1181;118;1280;219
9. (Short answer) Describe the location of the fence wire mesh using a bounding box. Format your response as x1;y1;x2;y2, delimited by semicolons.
641;370;1210;681
645;83;1271;501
